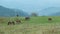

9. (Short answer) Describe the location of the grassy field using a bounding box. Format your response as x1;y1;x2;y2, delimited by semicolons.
0;16;60;34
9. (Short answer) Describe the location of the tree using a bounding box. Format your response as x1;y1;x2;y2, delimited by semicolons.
31;12;38;16
16;14;19;17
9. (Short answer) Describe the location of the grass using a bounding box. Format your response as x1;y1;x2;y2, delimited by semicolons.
0;16;60;34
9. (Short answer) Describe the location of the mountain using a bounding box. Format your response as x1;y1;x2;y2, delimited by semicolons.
0;6;29;17
49;12;60;16
40;7;60;16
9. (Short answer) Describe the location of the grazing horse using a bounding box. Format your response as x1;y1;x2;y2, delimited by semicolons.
16;20;21;24
25;17;30;20
48;18;52;21
8;21;15;25
12;21;15;25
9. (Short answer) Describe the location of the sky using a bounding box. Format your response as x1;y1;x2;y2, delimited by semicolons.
0;0;60;14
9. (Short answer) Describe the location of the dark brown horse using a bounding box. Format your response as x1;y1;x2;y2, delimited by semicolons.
48;18;52;21
8;21;15;25
25;17;30;20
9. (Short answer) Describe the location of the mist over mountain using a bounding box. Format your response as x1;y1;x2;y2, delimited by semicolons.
40;7;60;16
49;12;60;16
0;6;29;17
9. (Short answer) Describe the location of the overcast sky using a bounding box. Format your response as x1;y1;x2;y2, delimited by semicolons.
0;0;60;13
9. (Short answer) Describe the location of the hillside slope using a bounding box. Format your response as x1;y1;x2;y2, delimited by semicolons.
0;6;29;17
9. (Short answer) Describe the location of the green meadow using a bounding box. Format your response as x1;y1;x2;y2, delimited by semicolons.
0;16;60;34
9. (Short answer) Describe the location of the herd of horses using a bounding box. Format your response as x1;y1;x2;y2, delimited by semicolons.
8;17;30;25
8;17;52;25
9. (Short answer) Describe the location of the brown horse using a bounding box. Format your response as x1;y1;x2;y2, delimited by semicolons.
16;20;21;24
